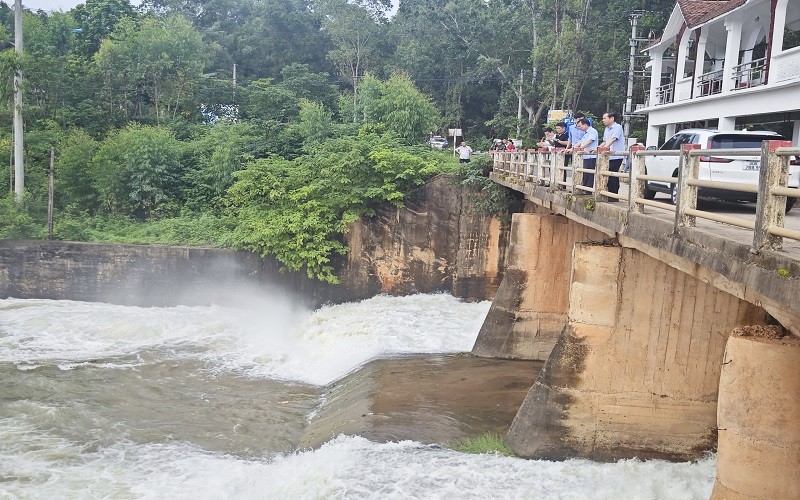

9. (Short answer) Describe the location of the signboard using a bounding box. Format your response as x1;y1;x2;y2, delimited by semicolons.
547;109;571;123
448;128;462;137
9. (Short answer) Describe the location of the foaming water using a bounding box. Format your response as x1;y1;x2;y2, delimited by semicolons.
0;293;715;498
0;432;715;499
0;293;490;385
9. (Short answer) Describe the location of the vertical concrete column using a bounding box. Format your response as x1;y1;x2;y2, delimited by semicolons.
472;213;605;361
507;245;767;461
693;27;709;94
721;17;743;93
712;330;800;499
648;47;665;105
646;124;660;148
665;123;676;140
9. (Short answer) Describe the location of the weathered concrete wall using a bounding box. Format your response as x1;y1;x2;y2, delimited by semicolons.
712;329;800;499
340;175;510;302
300;355;541;449
0;175;511;306
506;243;768;461
471;212;607;360
0;240;336;307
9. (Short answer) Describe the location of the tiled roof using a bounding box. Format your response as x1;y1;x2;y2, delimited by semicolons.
677;0;746;28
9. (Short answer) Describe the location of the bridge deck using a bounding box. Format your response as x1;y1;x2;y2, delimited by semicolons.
491;173;800;328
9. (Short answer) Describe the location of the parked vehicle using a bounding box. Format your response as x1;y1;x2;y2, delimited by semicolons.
429;135;448;149
644;129;799;212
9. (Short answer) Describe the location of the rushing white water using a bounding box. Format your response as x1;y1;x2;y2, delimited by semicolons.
0;293;715;498
0;293;489;385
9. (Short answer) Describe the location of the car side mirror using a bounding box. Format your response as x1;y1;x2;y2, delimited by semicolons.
647;146;657;150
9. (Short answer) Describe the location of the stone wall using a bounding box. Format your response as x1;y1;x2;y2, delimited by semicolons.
0;175;510;307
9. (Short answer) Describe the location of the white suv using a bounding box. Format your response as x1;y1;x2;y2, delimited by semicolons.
644;129;799;212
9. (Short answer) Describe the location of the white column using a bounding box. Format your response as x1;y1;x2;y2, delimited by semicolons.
721;17;743;92
646;125;661;148
648;47;665;105
719;116;736;131
665;123;676;139
792;120;800;146
693;27;709;95
675;30;691;80
770;0;788;58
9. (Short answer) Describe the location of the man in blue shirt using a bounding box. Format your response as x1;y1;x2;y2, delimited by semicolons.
567;112;587;150
599;112;625;195
572;117;599;190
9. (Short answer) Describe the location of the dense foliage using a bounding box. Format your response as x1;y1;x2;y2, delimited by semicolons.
0;0;676;281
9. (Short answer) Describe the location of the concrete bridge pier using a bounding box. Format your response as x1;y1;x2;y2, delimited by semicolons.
506;242;768;461
711;330;800;499
471;212;606;360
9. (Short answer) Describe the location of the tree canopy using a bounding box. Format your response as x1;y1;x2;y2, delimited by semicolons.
0;0;676;280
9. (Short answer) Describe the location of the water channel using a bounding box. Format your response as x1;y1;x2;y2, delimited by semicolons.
1;292;714;498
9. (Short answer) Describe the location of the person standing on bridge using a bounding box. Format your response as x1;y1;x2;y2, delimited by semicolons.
598;112;625;196
572;117;599;190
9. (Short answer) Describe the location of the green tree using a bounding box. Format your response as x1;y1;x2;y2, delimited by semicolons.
71;0;139;59
55;128;100;211
93;124;183;218
94;14;206;122
296;99;333;148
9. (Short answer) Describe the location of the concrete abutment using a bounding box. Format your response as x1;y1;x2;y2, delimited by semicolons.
471;212;606;360
711;331;800;499
504;242;769;461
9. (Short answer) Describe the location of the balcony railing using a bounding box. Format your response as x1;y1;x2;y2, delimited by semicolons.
696;69;723;97
732;57;767;90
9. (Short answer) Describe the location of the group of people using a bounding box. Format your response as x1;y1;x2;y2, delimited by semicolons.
535;112;625;196
490;138;517;152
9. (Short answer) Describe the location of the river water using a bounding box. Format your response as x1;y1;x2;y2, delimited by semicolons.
0;292;715;499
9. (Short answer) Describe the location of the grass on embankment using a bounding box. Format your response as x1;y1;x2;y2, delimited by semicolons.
451;433;515;456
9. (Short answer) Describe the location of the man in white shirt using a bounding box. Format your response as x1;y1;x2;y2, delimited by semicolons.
456;141;473;163
571;118;598;190
598;112;625;195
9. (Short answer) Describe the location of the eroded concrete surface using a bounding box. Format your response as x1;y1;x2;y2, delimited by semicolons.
300;354;542;449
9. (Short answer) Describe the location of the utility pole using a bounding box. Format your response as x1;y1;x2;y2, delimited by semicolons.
13;0;24;201
516;69;523;138
624;11;643;139
48;148;54;239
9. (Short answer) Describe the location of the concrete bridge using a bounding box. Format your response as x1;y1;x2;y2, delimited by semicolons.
478;144;800;498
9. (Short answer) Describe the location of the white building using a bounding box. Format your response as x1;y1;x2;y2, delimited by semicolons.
637;0;800;147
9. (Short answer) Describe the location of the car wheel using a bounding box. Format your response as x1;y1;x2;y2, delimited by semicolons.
643;181;656;200
670;183;678;205
787;197;797;213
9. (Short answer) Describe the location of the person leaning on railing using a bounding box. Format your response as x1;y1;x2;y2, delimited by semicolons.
598;112;625;196
570;118;599;189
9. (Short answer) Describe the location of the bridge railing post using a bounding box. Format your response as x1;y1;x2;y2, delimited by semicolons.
676;144;701;228
552;149;565;190
628;145;645;212
572;152;586;194
753;140;792;252
528;149;537;182
537;148;549;185
595;147;611;202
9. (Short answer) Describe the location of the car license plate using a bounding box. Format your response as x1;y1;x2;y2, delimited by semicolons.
743;161;760;170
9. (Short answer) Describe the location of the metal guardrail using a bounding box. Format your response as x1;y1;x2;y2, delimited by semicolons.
491;140;800;253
